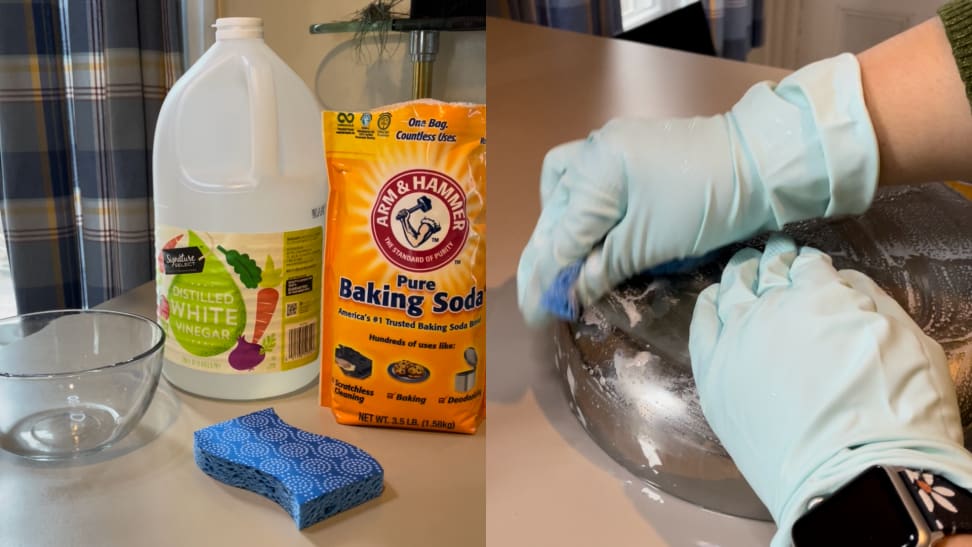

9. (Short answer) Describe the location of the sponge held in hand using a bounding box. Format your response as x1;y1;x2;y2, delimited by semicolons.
194;408;384;529
541;250;724;322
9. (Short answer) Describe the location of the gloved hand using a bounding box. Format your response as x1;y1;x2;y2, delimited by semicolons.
689;234;972;547
517;53;879;326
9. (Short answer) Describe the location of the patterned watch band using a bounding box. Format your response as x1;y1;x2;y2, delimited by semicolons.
899;468;972;535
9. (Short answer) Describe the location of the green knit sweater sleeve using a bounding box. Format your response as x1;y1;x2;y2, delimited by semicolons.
939;0;972;109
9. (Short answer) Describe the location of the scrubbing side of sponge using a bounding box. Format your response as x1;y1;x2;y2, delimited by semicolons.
541;250;724;322
193;408;383;529
540;260;584;322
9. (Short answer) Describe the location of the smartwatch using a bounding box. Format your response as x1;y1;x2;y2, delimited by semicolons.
792;466;972;546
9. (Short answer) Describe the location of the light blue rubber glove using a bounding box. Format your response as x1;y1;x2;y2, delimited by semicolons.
689;234;972;547
517;53;879;326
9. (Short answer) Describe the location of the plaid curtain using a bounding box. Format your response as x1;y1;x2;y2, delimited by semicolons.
497;1;762;60
501;0;623;36
0;0;182;313
701;0;764;60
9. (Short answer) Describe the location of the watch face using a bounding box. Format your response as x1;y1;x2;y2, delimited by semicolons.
792;467;921;547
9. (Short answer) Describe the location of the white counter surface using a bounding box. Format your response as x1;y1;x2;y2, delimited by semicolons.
485;18;785;546
1;283;484;547
3;18;804;547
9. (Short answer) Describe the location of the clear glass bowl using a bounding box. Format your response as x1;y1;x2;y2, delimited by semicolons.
0;309;165;460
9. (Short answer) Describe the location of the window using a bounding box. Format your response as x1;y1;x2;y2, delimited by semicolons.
620;0;698;32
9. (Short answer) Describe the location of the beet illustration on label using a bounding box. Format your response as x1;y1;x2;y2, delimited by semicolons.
228;255;281;371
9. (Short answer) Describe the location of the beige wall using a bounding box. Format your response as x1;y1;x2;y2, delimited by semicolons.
217;0;485;110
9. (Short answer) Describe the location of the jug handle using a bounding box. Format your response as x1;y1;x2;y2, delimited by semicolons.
173;53;279;191
241;53;279;181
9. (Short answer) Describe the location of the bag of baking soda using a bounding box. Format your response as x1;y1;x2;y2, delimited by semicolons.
321;100;486;433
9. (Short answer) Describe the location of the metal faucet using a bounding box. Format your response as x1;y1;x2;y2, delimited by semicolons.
310;15;483;101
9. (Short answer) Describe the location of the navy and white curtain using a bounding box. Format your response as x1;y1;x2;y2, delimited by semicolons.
702;0;764;60
0;0;182;313
500;0;763;60
501;0;623;36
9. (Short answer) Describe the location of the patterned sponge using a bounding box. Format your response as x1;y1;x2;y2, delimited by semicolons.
193;408;384;529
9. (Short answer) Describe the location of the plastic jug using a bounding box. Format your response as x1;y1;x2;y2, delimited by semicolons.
153;18;327;399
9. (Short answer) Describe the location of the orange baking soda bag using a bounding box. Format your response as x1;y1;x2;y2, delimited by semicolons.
321;101;486;433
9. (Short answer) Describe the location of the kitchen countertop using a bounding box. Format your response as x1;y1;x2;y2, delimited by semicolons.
3;18;804;547
485;17;786;546
0;282;485;547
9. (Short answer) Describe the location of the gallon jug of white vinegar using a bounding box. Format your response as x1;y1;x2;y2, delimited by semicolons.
153;18;326;399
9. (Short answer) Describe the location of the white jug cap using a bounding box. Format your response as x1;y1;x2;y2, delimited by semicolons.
213;17;263;40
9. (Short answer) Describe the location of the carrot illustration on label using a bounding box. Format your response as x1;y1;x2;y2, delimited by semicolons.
254;287;279;343
227;254;282;371
261;255;283;287
254;255;282;344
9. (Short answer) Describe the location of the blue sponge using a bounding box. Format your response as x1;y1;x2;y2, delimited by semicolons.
193;408;384;529
541;250;723;322
540;260;584;322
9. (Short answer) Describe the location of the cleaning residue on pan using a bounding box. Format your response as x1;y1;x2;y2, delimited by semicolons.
608;279;677;329
564;363;589;429
578;306;609;337
641;486;665;504
554;182;972;521
637;436;663;474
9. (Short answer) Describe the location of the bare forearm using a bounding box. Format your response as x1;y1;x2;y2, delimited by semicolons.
858;16;972;186
851;21;972;544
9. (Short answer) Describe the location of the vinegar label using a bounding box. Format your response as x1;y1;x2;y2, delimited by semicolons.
155;226;322;374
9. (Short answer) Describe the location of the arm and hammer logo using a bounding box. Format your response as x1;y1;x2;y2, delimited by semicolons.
361;112;372;128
